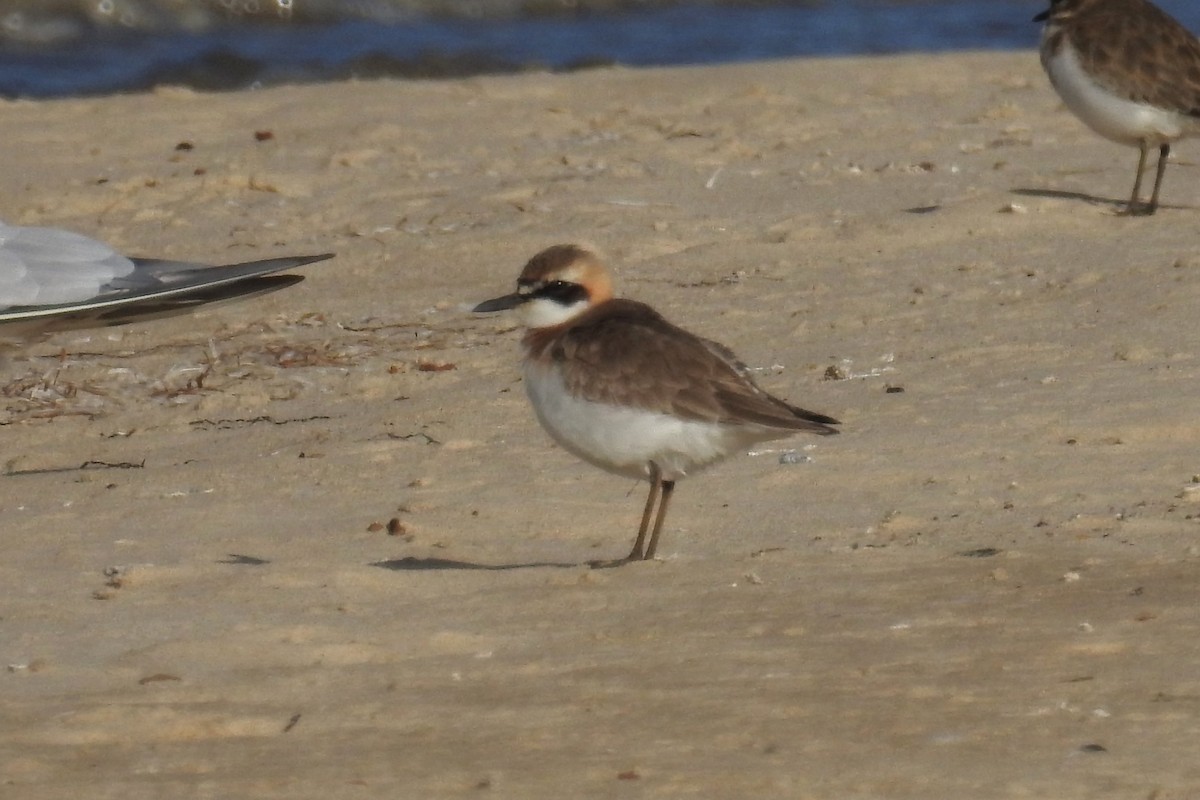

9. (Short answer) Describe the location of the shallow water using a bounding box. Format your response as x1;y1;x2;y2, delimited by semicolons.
0;0;1198;98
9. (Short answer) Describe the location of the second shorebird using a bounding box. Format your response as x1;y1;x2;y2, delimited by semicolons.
1035;0;1200;215
474;245;840;565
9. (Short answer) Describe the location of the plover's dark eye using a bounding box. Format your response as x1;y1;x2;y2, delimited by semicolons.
534;280;588;305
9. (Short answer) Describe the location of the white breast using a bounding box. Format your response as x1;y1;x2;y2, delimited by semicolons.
1042;38;1189;145
522;360;788;482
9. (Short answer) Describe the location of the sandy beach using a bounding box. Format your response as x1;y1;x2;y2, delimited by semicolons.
3;51;1200;798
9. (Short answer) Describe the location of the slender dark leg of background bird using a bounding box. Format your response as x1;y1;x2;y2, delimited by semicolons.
626;463;663;560
643;480;676;560
1123;142;1150;215
1145;143;1171;215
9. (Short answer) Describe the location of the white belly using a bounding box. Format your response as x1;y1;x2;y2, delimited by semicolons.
1043;39;1189;145
522;362;786;482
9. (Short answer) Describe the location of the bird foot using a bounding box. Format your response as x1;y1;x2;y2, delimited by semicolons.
587;550;653;569
1117;203;1157;217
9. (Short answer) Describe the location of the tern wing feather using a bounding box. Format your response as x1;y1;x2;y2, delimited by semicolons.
0;252;332;330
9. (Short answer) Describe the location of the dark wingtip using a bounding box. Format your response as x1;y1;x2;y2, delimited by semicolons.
242;252;334;270
792;407;840;431
1033;9;1049;22
296;253;335;265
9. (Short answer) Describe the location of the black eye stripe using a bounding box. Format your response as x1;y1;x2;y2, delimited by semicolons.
529;280;589;305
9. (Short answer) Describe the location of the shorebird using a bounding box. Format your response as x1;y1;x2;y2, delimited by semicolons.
473;244;840;564
1035;0;1200;215
0;221;332;337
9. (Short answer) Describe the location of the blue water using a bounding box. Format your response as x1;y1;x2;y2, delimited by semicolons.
1;0;1199;99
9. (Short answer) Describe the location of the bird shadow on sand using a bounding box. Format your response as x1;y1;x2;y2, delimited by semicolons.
371;556;584;571
1011;187;1196;213
1011;187;1125;209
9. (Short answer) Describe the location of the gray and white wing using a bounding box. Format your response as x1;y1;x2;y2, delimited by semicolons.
0;222;136;307
0;222;332;331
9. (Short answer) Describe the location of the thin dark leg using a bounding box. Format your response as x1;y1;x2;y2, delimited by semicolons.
642;480;676;560
1146;143;1170;215
626;462;662;561
1122;142;1150;215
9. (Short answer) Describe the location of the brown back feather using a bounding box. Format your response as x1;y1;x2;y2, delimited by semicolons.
1061;0;1200;115
524;299;839;434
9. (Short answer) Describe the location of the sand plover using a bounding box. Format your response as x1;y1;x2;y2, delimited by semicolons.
474;244;840;564
1036;0;1200;215
0;221;331;336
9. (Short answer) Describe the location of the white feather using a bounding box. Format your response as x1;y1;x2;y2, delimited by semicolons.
0;222;136;306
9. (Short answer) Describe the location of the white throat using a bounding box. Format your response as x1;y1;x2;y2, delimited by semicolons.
520;296;589;329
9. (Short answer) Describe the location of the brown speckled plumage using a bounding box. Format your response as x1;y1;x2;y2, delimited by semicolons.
1041;0;1200;115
